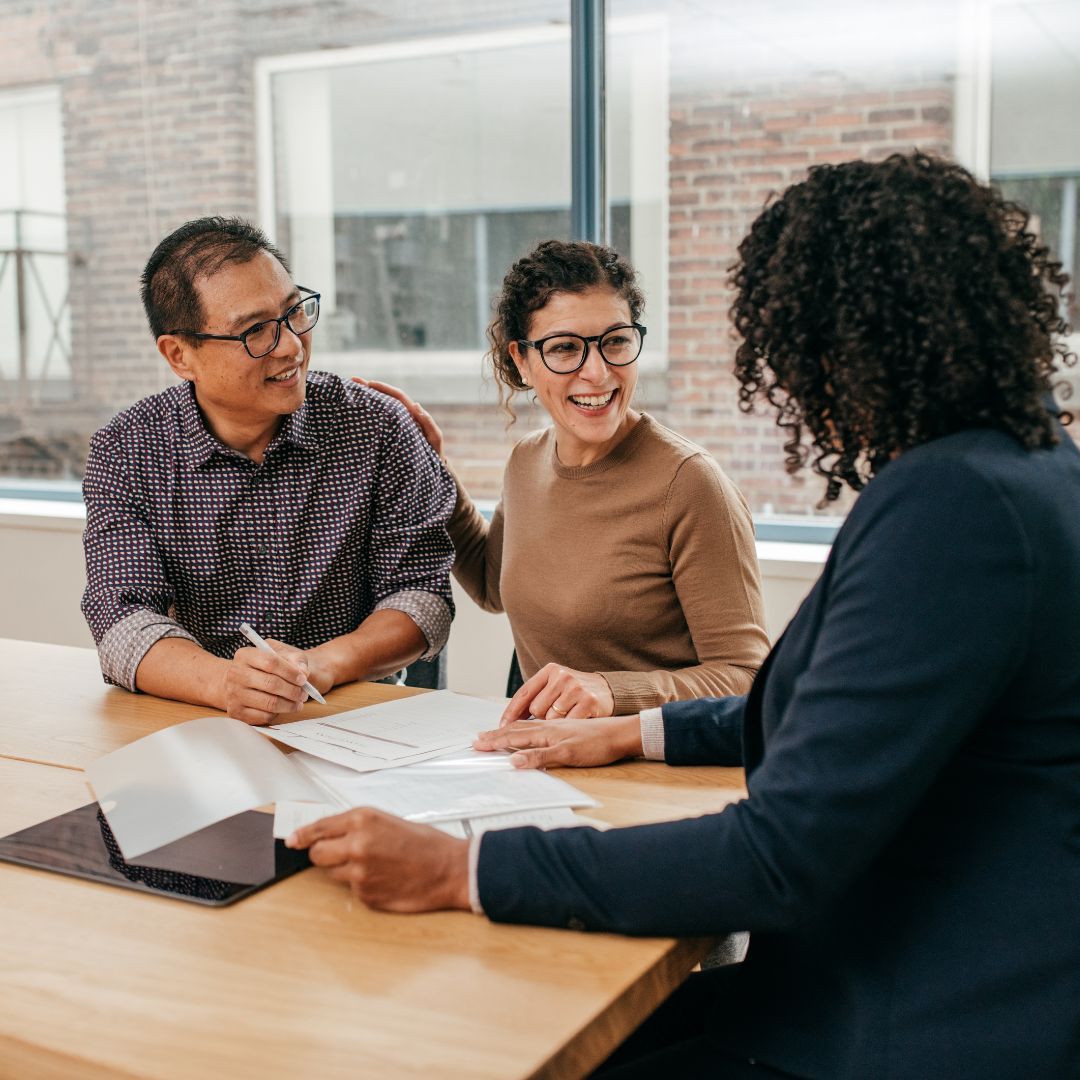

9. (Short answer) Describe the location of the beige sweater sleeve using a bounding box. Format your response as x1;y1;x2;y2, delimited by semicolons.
445;461;505;614
602;453;770;713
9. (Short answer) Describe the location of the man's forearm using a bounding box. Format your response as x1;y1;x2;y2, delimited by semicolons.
134;637;230;708
133;609;430;707
307;609;428;689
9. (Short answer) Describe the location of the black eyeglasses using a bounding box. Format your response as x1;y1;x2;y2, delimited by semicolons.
168;288;321;359
518;323;646;374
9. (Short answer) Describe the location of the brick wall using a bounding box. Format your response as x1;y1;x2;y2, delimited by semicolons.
0;0;557;485
663;52;954;511
0;1;1071;512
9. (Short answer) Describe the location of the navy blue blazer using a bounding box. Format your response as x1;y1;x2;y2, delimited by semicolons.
477;427;1080;1079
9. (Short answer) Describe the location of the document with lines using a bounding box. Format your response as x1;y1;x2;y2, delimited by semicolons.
287;746;597;824
260;690;506;771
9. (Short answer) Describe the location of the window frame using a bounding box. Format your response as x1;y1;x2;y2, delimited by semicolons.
252;17;671;406
955;0;1080;403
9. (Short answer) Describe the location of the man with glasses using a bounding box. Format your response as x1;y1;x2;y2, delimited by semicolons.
81;216;455;724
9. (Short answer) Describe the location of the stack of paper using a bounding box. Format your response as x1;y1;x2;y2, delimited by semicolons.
259;691;506;772
273;801;589;841
88;692;599;861
271;744;597;838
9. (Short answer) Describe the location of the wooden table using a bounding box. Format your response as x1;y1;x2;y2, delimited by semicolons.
0;639;746;1079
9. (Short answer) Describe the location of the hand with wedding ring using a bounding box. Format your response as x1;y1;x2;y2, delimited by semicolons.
500;662;616;725
351;376;444;458
473;713;644;771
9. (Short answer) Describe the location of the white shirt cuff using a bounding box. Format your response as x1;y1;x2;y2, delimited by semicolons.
639;706;666;760
467;834;485;915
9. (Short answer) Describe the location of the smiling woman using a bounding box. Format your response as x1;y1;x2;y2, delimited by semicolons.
358;239;770;721
508;287;643;467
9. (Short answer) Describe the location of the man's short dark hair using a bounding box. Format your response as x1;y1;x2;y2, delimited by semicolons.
140;216;290;339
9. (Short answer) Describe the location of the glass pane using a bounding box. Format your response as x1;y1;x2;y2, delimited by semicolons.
0;83;71;419
609;0;1080;519
990;1;1080;329
0;3;575;484
994;176;1078;327
269;23;571;358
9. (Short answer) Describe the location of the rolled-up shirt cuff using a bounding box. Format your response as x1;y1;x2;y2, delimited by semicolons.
97;609;200;691
374;589;452;661
467;834;485;915
639;706;666;760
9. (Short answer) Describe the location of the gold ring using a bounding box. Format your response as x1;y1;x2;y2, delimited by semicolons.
550;704;567;716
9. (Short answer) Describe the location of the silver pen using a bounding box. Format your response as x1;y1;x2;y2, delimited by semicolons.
238;621;327;705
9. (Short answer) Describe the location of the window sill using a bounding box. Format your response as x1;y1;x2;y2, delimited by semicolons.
0;497;86;531
0;496;832;573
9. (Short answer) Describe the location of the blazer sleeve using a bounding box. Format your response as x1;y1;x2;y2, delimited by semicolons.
659;694;748;766
477;454;1034;935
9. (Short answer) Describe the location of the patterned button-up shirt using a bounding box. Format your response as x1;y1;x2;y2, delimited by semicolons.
82;372;456;690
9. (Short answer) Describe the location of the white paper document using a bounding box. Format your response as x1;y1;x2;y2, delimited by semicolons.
261;690;506;772
463;807;584;836
272;801;587;840
271;800;343;839
86;716;329;860
289;747;597;824
85;700;597;862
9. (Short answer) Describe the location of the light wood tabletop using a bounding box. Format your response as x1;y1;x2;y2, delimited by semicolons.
0;638;745;1079
0;637;431;771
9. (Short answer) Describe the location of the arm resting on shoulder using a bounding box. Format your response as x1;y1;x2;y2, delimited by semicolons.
366;404;458;658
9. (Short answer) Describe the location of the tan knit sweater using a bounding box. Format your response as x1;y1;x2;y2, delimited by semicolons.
449;413;770;714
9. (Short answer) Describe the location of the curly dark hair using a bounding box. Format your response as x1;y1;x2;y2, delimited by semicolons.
729;151;1074;502
487;239;645;419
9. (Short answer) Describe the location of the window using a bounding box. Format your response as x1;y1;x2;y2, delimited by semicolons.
258;17;666;405
608;0;1079;519
0;85;70;409
988;1;1080;330
0;0;1076;520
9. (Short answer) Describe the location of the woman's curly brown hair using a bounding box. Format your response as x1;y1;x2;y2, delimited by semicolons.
729;151;1075;502
487;239;645;421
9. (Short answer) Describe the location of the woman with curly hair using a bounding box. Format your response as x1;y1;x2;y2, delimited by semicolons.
357;239;769;720
292;153;1080;1079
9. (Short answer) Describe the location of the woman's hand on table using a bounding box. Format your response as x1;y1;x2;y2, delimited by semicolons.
502;663;615;724
351;376;444;458
286;807;471;912
473;714;643;770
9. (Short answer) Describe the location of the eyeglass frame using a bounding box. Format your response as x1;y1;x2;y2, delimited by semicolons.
517;322;647;374
166;287;321;359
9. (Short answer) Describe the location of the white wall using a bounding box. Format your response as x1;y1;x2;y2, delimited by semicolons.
0;501;824;698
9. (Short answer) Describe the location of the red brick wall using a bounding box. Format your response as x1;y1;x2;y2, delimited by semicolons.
663;73;953;513
3;2;1069;513
0;1;558;483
